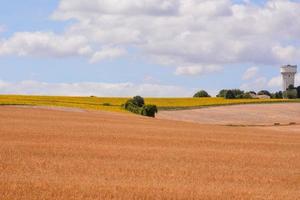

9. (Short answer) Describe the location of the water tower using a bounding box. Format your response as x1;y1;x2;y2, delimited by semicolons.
281;65;297;91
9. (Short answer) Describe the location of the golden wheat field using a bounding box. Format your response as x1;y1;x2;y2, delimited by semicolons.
0;95;296;112
0;106;300;200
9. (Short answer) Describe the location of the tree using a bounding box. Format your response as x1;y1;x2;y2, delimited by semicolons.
124;96;158;117
241;92;253;99
193;90;210;98
141;105;158;117
284;89;297;99
133;96;145;107
217;89;228;97
217;89;244;98
288;84;295;90
225;90;235;99
124;99;143;115
231;89;244;98
297;86;300;98
272;91;283;99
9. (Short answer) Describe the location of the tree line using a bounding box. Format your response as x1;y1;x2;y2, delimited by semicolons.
194;85;300;99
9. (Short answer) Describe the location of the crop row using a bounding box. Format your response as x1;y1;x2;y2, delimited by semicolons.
0;95;296;112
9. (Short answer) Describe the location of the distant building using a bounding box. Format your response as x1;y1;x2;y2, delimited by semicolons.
256;95;271;99
249;93;271;99
281;65;297;91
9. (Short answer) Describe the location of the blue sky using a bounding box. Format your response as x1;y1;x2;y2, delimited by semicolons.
0;0;299;96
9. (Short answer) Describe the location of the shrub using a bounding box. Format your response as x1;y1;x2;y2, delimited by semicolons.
133;96;145;107
271;91;283;99
297;86;300;98
218;89;244;99
283;89;298;99
124;96;158;117
124;99;134;109
258;90;271;97
235;94;243;99
217;89;228;97
288;84;295;90
231;89;244;98
193;90;210;98
141;105;158;117
241;92;253;99
225;90;235;99
124;99;143;114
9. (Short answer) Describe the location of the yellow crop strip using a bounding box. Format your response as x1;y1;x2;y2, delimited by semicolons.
0;95;297;112
0;95;129;112
144;97;294;109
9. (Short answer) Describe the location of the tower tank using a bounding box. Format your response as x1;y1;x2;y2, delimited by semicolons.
281;65;297;91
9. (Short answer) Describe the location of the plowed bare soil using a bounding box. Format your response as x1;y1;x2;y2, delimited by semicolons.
0;106;300;200
157;103;300;126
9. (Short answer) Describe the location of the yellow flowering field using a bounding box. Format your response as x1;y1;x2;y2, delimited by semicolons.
145;97;295;110
0;95;128;112
0;95;297;112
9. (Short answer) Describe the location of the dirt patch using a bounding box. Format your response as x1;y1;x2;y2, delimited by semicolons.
7;105;88;113
0;106;300;199
157;103;300;126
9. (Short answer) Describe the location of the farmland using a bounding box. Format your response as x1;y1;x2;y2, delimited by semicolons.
0;106;299;199
0;95;297;112
158;103;300;126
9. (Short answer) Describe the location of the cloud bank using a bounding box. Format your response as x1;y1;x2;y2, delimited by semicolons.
1;0;300;76
0;80;192;97
242;67;259;80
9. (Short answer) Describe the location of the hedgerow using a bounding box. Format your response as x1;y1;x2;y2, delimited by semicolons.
124;96;158;117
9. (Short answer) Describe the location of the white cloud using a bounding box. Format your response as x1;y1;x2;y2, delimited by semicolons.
143;75;161;84
272;45;300;64
268;74;300;89
1;0;300;73
0;25;5;33
0;32;92;58
240;76;268;91
0;80;192;97
242;67;259;80
52;0;181;18
175;65;222;76
51;0;300;68
268;75;282;88
89;47;127;63
297;74;300;86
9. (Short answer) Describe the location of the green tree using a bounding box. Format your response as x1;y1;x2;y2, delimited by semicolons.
283;89;297;99
272;91;283;99
193;90;210;98
231;89;244;98
124;96;158;117
241;92;253;99
225;90;235;99
288;84;295;90
124;99;143;114
217;89;244;98
217;89;228;97
141;105;158;117
297;86;300;98
133;96;145;107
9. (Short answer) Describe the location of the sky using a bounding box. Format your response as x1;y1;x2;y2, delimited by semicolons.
0;0;300;97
